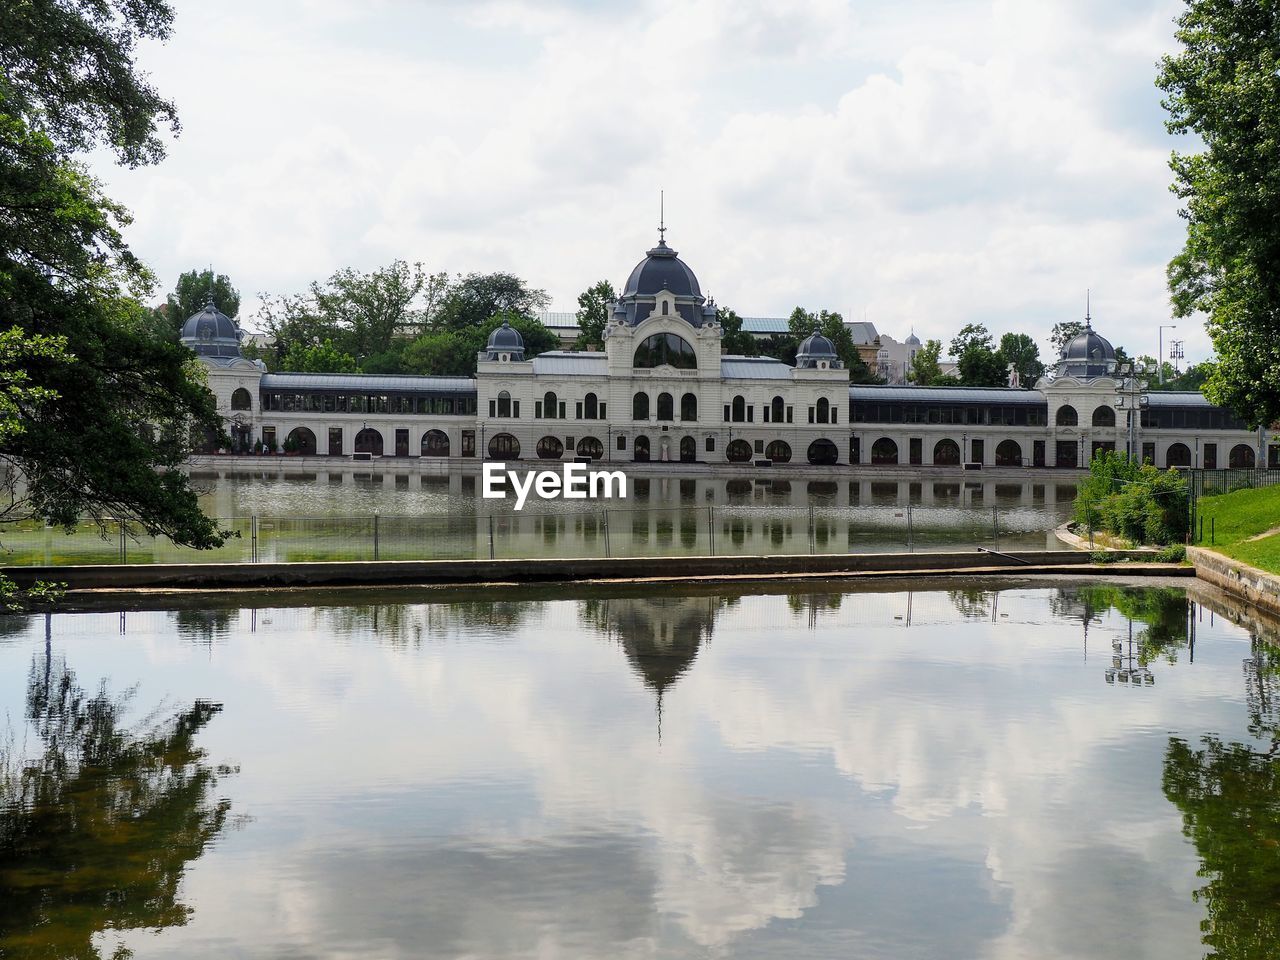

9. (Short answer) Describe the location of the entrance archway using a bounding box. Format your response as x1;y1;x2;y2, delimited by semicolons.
995;439;1022;466
766;440;792;463
488;433;520;459
933;438;960;466
354;428;383;456
286;427;317;455
421;429;449;456
870;437;898;465
807;439;839;465
537;436;564;459
1166;442;1191;468
726;439;752;462
577;436;603;460
1229;443;1256;468
634;435;650;462
680;436;696;462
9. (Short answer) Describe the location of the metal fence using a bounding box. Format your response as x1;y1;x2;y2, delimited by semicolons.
1;503;1067;567
1185;468;1280;542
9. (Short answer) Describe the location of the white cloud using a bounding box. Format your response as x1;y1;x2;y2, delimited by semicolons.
96;0;1209;363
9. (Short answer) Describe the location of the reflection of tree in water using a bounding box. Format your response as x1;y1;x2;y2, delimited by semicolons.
170;608;237;645
786;592;844;618
1065;585;1189;663
947;588;993;619
1163;640;1280;959
319;600;540;646
0;655;231;959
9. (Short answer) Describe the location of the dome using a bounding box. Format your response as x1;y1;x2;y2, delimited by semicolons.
1061;325;1116;362
795;328;841;369
622;239;702;299
485;318;525;360
180;297;242;359
905;330;921;346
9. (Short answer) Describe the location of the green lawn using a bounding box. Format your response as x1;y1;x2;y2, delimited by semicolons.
1194;485;1280;573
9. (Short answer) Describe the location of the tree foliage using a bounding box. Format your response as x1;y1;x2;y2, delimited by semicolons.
998;331;1044;386
1075;450;1190;545
909;338;952;385
159;268;241;335
574;279;614;350
0;653;230;958
282;338;356;374
1158;0;1280;427
0;0;227;548
948;323;1007;387
1050;320;1085;355
716;306;759;357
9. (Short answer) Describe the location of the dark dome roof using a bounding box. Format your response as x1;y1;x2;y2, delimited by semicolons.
1062;325;1116;362
905;331;921;346
180;298;241;358
487;318;524;351
797;329;837;357
622;239;702;299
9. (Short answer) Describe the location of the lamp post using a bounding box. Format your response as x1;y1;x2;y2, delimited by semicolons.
1114;361;1150;462
1104;618;1155;686
1158;325;1177;384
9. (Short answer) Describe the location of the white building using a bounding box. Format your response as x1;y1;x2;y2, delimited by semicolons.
182;235;1270;471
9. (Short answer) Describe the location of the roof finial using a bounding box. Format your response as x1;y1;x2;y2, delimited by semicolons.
658;189;666;244
1085;289;1092;329
205;264;215;310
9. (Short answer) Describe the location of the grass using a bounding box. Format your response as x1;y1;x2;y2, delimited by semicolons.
1194;485;1280;573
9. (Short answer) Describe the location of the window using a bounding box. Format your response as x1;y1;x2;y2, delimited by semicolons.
584;392;598;419
681;393;697;421
461;430;475;457
328;427;343;456
633;332;696;369
817;397;830;424
633;392;649;420
657;392;674;421
422;429;449;457
731;395;746;423
536;436;564;459
1056;405;1078;427
706;437;716;452
497;391;512;417
766;440;791;463
1092;406;1115;427
726;439;752;462
770;396;784;423
231;387;252;411
578;437;603;459
617;435;627;451
488;433;521;459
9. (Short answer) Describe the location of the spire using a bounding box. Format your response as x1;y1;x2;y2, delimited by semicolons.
205;264;216;311
1085;289;1092;330
658;189;666;245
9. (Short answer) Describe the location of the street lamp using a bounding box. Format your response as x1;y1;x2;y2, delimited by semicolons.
1158;324;1177;384
1114;361;1150;462
1104;618;1155;686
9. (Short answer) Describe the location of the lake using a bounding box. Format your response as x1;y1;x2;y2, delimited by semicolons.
2;579;1277;958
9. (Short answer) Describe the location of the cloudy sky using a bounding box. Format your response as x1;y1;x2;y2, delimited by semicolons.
97;0;1204;363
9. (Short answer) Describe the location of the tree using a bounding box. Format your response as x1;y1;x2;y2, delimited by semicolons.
716;306;759;357
998;332;1044;387
1;0;226;549
574;279;615;350
1050;320;1085;355
0;653;230;959
1158;1;1280;428
949;323;1006;387
282;338;357;373
909;338;945;385
160;268;241;336
787;307;879;384
434;271;549;332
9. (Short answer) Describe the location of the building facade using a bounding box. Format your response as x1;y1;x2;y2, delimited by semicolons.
183;237;1271;471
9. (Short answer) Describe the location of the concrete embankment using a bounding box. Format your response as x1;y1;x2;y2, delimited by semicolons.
1187;546;1280;618
4;549;1190;593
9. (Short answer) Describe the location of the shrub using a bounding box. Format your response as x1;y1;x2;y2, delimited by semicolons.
1075;451;1189;546
1157;544;1186;563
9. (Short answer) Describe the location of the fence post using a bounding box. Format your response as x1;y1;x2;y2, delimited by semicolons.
992;505;999;552
488;514;495;559
708;505;715;556
1211;516;1215;545
603;510;611;558
251;515;258;563
907;504;914;553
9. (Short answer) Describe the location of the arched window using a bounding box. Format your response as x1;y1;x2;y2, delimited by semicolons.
634;435;650;461
871;437;898;465
933;438;960;465
633;392;649;420
1056;405;1078;427
657;392;674;421
536;435;564;459
1166;442;1191;468
543;391;558;419
1229;443;1256;468
354;428;383;456
497;390;512;418
681;392;697;421
421;429;450;457
995;439;1022;466
817;397;830;424
584;392;598;419
770;396;784;423
1092;406;1115;427
766;440;792;463
807;439;839;465
286;427;317;455
679;436;696;462
633;333;697;369
731;395;746;423
726;439;753;462
577;436;603;460
488;433;520;459
231;387;252;411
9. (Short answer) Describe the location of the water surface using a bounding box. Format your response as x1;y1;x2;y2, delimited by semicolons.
2;581;1276;958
